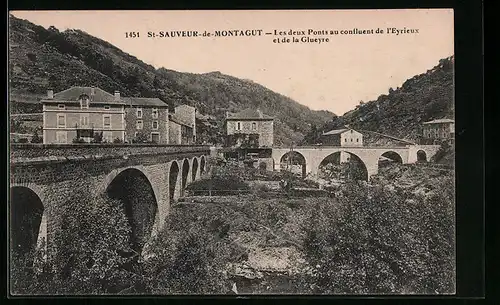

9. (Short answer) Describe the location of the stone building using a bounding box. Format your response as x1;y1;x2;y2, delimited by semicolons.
41;87;126;144
321;127;363;147
122;97;169;144
225;108;274;148
320;127;364;163
223;108;274;170
168;105;196;145
422;118;454;144
41;86;196;145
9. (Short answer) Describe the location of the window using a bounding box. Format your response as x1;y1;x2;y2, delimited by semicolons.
104;105;111;110
252;122;257;130
80;114;89;127
57;114;66;128
136;120;143;130
237;122;241;130
152;108;158;119
58;104;65;110
152;121;158;130
151;132;160;143
80;97;89;109
103;115;111;129
137;107;143;118
356;138;359;142
345;138;347;142
103;131;113;143
56;131;67;144
351;138;353;142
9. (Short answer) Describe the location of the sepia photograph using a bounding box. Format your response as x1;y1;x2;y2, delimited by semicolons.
8;9;455;295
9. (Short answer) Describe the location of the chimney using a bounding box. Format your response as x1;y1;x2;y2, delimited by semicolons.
256;108;262;118
114;90;120;101
90;86;95;96
47;89;53;99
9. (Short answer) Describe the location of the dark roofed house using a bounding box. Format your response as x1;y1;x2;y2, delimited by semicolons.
123;96;169;144
225;108;274;148
422;118;454;144
41;86;173;144
41;87;127;144
224;108;275;170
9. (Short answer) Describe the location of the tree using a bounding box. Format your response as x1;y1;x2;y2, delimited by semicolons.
10;180;135;295
302;178;455;294
132;131;149;143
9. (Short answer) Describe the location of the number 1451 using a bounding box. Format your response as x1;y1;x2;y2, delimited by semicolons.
125;32;140;38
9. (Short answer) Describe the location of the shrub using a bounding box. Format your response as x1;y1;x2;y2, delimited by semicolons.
72;137;86;143
302;178;455;294
31;128;43;143
91;132;103;144
18;138;29;143
113;137;123;144
143;223;232;294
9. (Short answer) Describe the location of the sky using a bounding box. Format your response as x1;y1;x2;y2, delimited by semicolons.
11;10;454;115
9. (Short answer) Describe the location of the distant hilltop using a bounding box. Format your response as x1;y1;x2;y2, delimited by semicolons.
8;14;335;146
301;55;454;146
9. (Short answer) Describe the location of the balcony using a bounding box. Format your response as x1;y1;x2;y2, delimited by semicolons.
74;123;95;141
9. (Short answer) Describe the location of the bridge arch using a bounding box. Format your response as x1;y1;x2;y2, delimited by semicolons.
192;157;199;182
417;150;427;162
200;156;206;175
105;167;158;254
10;186;45;265
169;161;180;202
279;151;307;178
318;151;368;181
378;150;404;168
181;158;190;197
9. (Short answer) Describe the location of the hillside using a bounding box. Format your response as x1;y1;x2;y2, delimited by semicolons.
301;56;454;145
8;14;335;146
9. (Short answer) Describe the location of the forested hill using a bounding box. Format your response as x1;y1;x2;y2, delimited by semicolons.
301;56;455;145
8;14;335;146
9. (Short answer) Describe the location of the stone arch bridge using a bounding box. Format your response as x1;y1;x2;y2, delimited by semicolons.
272;145;441;179
10;144;212;259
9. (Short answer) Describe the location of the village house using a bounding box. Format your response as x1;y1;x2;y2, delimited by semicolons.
320;127;363;147
122;96;169;144
168;104;197;145
320;127;364;163
422;118;454;144
41;86;197;145
225;108;274;148
224;108;274;169
41;87;126;144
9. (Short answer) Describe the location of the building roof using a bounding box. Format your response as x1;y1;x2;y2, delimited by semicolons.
226;108;274;120
41;86;168;107
322;127;363;136
122;97;168;107
422;118;455;125
169;114;193;128
43;86;125;105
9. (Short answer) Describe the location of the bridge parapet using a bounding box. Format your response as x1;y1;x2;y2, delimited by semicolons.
10;143;211;162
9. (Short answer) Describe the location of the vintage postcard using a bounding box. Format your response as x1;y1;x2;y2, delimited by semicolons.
9;9;455;295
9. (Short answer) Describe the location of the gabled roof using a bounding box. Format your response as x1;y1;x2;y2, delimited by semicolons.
43;86;125;105
422;118;454;125
226;108;273;120
122;97;168;107
169;114;193;128
322;128;349;136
